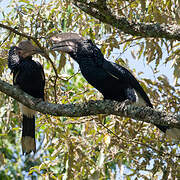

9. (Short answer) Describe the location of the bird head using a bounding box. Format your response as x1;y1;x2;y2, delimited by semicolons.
50;33;104;63
17;40;43;58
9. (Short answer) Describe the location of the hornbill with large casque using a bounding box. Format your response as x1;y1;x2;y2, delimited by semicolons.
51;32;180;139
8;40;45;154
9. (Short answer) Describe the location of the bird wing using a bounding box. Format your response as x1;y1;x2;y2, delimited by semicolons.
34;61;46;100
102;60;153;107
35;61;45;82
8;46;22;85
8;46;21;71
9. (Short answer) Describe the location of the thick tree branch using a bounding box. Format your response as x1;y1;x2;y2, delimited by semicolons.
0;79;180;128
73;0;180;40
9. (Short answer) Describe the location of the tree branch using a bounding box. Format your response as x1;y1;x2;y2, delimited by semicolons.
73;0;180;40
0;79;180;128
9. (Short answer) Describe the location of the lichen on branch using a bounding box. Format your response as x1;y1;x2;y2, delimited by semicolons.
0;79;179;128
73;0;180;40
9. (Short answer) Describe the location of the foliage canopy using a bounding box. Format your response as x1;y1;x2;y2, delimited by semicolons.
0;0;179;179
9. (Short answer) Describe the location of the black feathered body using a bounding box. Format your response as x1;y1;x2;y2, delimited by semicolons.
79;60;126;101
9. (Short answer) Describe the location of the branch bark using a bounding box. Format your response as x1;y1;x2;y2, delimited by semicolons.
73;0;180;40
0;23;34;39
0;79;180;128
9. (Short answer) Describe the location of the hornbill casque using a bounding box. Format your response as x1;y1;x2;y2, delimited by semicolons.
8;40;45;154
51;32;180;139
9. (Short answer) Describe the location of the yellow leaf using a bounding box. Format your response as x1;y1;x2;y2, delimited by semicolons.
104;134;111;146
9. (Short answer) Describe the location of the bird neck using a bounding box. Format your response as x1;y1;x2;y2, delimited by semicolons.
20;56;32;61
74;55;105;67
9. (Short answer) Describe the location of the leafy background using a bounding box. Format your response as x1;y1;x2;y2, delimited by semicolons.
0;0;179;179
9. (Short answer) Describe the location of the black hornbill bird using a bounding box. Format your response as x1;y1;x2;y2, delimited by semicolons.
8;40;45;154
51;32;180;139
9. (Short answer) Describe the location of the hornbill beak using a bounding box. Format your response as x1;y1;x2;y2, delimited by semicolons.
33;47;44;54
50;33;86;53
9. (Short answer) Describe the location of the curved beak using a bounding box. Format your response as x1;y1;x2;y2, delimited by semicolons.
33;47;44;54
50;32;86;53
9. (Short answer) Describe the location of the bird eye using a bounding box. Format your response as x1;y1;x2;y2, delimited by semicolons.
17;50;22;56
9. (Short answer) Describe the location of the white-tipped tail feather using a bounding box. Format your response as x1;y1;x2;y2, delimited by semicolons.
166;128;180;140
19;103;36;117
134;91;180;140
22;136;36;154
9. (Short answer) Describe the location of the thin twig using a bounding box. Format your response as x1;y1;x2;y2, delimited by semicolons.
98;121;180;158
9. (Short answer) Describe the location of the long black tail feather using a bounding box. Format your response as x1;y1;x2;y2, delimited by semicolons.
21;115;36;154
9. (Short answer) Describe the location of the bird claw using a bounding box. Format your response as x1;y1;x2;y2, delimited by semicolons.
120;99;133;110
35;98;43;104
124;99;133;105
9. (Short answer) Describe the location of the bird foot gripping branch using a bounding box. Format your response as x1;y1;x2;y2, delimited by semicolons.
119;99;133;110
